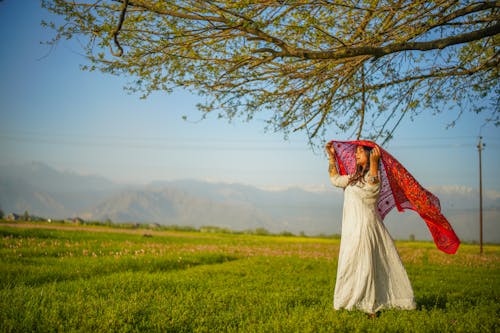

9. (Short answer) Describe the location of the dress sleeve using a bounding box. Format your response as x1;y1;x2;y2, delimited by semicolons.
330;174;350;189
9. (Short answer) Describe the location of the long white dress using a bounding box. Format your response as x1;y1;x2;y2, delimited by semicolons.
330;173;416;313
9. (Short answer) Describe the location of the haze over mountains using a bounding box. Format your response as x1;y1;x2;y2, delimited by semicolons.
0;161;498;243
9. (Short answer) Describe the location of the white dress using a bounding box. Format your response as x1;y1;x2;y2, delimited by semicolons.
330;173;416;313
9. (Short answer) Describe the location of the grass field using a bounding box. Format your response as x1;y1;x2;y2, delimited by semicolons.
0;222;499;332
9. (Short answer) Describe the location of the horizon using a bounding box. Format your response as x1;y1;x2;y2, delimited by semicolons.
1;158;499;243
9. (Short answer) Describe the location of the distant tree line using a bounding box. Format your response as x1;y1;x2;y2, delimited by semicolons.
0;212;341;239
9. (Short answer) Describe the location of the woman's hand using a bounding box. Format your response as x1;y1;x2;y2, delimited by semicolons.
370;146;381;164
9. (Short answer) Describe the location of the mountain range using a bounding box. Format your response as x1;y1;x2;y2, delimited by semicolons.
0;161;498;243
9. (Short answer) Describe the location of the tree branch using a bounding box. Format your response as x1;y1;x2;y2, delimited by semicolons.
285;22;500;60
109;0;129;57
356;65;366;140
367;54;500;91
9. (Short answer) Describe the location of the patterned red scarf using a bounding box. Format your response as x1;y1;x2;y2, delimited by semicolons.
331;140;460;254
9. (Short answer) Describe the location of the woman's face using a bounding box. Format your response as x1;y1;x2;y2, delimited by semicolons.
355;145;368;167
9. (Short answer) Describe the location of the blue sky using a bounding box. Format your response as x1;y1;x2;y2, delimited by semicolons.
0;1;499;192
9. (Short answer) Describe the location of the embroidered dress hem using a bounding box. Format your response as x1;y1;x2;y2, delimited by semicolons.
334;298;416;314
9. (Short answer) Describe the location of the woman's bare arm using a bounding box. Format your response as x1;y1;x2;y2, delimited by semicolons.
326;142;338;177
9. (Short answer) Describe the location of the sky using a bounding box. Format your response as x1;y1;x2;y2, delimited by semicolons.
0;1;499;194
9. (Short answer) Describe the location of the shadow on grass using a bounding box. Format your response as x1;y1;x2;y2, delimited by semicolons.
0;228;62;240
415;294;448;310
286;296;322;309
1;254;239;288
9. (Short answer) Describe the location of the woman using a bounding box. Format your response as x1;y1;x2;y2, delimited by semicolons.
326;141;416;315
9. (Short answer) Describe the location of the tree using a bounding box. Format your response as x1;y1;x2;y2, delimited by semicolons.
42;1;499;143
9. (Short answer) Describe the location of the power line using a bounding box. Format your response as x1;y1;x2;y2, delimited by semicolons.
0;134;307;151
1;130;499;151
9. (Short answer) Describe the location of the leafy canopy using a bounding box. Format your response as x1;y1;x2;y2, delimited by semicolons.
42;0;500;143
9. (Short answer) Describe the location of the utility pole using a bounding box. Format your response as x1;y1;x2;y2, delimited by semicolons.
477;136;485;254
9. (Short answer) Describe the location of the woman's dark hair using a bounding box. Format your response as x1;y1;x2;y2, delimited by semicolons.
348;146;371;186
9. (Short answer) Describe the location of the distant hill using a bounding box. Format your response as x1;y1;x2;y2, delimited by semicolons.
82;186;279;232
0;177;66;217
150;179;345;234
0;162;117;193
1;162;499;242
0;162;341;234
0;162;124;218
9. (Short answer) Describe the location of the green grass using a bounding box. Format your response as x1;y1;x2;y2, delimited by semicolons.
0;223;499;332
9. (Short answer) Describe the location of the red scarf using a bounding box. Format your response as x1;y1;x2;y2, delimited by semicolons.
331;140;460;254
